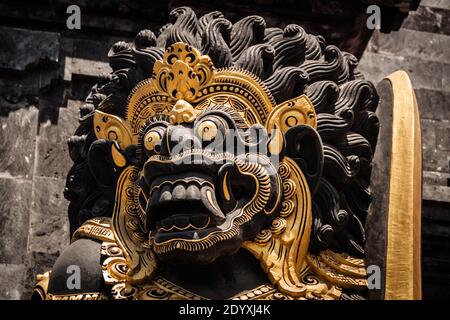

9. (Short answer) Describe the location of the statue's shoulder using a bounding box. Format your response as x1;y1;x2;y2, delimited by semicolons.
33;218;113;300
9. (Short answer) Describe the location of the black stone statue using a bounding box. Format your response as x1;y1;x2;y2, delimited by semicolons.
33;7;422;300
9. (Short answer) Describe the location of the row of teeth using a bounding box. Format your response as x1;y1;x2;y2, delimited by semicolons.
148;181;226;221
149;179;213;198
149;149;235;162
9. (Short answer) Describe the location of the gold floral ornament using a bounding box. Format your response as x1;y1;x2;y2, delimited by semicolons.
152;43;214;102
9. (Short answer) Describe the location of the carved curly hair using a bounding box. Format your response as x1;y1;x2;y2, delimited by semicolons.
64;6;379;258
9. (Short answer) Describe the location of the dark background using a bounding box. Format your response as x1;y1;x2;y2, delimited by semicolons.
0;0;448;299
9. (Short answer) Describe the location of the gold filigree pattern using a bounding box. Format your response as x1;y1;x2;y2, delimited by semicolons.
243;157;312;298
298;271;342;300
125;43;276;133
111;166;157;284
231;284;280;300
153;43;214;101
45;293;109;300
71;217;116;243
306;253;367;290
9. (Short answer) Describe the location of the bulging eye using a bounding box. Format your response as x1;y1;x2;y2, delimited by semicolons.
197;120;218;142
144;130;162;152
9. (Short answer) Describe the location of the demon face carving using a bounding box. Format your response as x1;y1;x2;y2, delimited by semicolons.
86;43;323;295
141;99;282;264
57;10;379;299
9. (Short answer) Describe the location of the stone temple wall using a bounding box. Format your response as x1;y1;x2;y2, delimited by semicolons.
0;0;448;299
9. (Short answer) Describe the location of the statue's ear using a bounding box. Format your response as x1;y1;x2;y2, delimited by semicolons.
93;110;137;149
90;110;134;186
265;94;322;194
88;139;124;187
284;125;323;195
265;95;316;133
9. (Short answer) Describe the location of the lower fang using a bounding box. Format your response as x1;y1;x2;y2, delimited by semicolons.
193;232;199;239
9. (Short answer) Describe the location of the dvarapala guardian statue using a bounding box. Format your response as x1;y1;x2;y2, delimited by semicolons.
33;7;422;300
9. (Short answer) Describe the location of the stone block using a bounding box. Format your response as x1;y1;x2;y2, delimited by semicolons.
28;177;70;254
0;107;38;178
0;264;26;299
415;89;450;121
436;124;450;151
0;178;32;264
35;100;80;179
0;26;60;72
65;57;111;81
0;67;62;115
358;52;450;93
402;6;450;35
367;29;450;64
421;119;450;173
422;0;450;10
423;185;450;202
423;170;450;186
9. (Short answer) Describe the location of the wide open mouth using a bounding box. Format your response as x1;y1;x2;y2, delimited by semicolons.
147;171;229;243
146;161;256;244
144;150;259;249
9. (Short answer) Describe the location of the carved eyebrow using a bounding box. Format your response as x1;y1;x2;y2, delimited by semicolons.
198;104;249;130
139;114;171;137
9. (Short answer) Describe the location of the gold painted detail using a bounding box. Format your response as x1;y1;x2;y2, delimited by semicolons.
243;158;312;298
153;42;214;102
101;241;128;286
93;110;137;148
126;42;276;133
306;251;367;290
71;217;115;243
297;270;342;300
197;120;218;141
134;277;207;300
384;71;422;300
158;217;210;233
230;284;282;300
143;130;162;151
265;95;317;133
100;236;349;300
45;292;109;300
200;68;275;124
101;237;205;300
32;271;51;300
168;99;198;124
101;237;293;300
111;142;127;167
111;166;157;285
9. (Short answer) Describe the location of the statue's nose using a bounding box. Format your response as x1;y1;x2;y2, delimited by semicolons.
159;99;200;156
169;99;198;125
163;125;199;156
